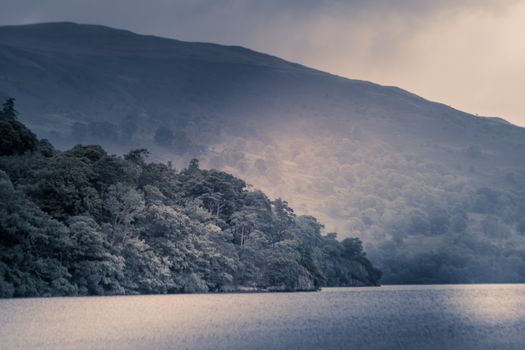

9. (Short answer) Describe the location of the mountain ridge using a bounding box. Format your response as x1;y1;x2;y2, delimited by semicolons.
2;22;511;128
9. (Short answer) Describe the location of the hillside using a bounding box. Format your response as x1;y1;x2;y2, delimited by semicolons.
1;22;525;283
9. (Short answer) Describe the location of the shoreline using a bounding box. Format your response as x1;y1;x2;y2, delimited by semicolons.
0;285;388;300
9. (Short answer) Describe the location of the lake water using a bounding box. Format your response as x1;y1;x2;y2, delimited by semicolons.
1;284;525;350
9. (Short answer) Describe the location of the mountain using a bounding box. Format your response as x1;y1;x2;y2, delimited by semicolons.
1;22;525;283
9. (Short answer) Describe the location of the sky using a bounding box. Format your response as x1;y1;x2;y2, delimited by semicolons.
1;0;524;126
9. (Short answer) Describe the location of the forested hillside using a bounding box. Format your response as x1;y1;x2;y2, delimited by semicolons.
2;23;525;284
0;100;380;297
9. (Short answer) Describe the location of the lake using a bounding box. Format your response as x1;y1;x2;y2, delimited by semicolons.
1;284;524;350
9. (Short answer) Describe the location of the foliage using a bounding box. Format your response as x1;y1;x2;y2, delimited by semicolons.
0;108;380;297
208;124;525;284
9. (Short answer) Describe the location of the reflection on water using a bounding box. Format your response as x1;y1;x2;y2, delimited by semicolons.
1;285;525;350
447;284;525;324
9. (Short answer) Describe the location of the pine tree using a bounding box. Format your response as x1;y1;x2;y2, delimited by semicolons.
1;98;18;120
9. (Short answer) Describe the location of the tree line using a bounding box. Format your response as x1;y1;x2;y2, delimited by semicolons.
0;99;381;297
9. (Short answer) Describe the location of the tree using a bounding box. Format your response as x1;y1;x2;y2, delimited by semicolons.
124;148;149;165
230;210;258;249
38;139;55;158
1;98;18;120
0;114;38;156
104;183;145;246
67;216;125;295
188;158;200;172
272;198;295;242
31;154;100;219
0;171;77;297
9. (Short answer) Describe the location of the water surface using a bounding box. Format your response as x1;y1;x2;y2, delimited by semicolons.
1;284;525;349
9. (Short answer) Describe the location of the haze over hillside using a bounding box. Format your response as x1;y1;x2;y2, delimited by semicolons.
2;22;525;283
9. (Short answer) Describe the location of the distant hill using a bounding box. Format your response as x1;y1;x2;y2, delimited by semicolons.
1;22;525;283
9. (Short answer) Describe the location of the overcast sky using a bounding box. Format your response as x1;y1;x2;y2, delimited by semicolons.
1;0;524;126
